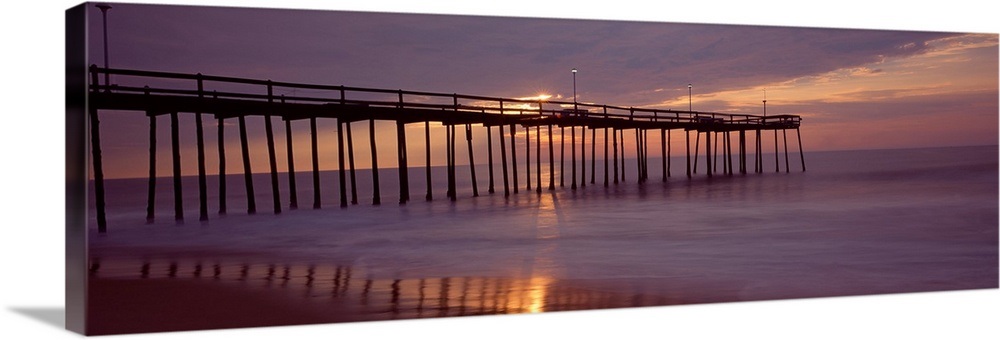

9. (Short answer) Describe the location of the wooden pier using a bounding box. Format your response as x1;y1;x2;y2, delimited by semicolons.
86;66;804;232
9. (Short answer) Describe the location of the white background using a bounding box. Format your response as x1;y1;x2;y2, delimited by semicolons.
1;1;997;339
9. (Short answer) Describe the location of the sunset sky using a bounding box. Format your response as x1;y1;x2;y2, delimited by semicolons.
84;2;998;179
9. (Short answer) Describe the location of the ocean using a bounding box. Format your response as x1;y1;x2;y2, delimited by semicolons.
85;145;998;324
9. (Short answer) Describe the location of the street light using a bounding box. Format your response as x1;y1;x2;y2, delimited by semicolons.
96;4;112;88
687;83;692;112
763;88;767;117
572;68;578;113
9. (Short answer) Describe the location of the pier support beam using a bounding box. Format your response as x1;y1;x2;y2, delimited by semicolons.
612;128;619;184
604;128;609;187
238;115;256;214
685;130;691;179
426;121;434;200
797;127;806;172
310;117;321;209
146;114;156;223
369;119;381;205
740;130;747;175
285;117;299;210
706;130;713;178
346;122;358;205
217;114;227;214
536;126;542;194
783;129;790;173
581;126;586;188
590;125;597;184
560;126;565;188
526;125;531;192
265;83;281;214
397;120;409;204
661;129;666;181
487;125;494;194
510;124;519;194
693;130;701;174
449;125;457;201
618;130;625;183
445;124;453;200
467;124;479;197
571;126;577;190
195;88;209;221
170;112;183;222
635;129;642;181
548;125;555;190
774;130;779;173
337;118;347;208
89;85;108;231
499;124;510;197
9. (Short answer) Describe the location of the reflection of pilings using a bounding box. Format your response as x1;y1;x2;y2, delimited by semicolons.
369;119;381;205
510;124;519;194
466;124;479;197
309;117;321;209
90;259;681;319
238;115;256;214
170;111;183;221
146;114;156;223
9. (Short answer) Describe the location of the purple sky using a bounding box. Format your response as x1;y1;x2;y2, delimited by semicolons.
85;3;998;179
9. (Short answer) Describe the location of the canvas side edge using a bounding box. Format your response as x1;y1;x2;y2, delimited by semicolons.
65;2;89;335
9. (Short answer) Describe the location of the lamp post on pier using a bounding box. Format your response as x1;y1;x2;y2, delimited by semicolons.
96;4;112;87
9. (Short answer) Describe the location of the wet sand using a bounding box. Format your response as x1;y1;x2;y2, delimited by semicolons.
85;255;756;335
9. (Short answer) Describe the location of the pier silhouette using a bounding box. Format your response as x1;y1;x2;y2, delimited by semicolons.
87;66;805;232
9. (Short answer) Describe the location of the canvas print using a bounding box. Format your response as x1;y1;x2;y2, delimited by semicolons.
66;2;998;335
